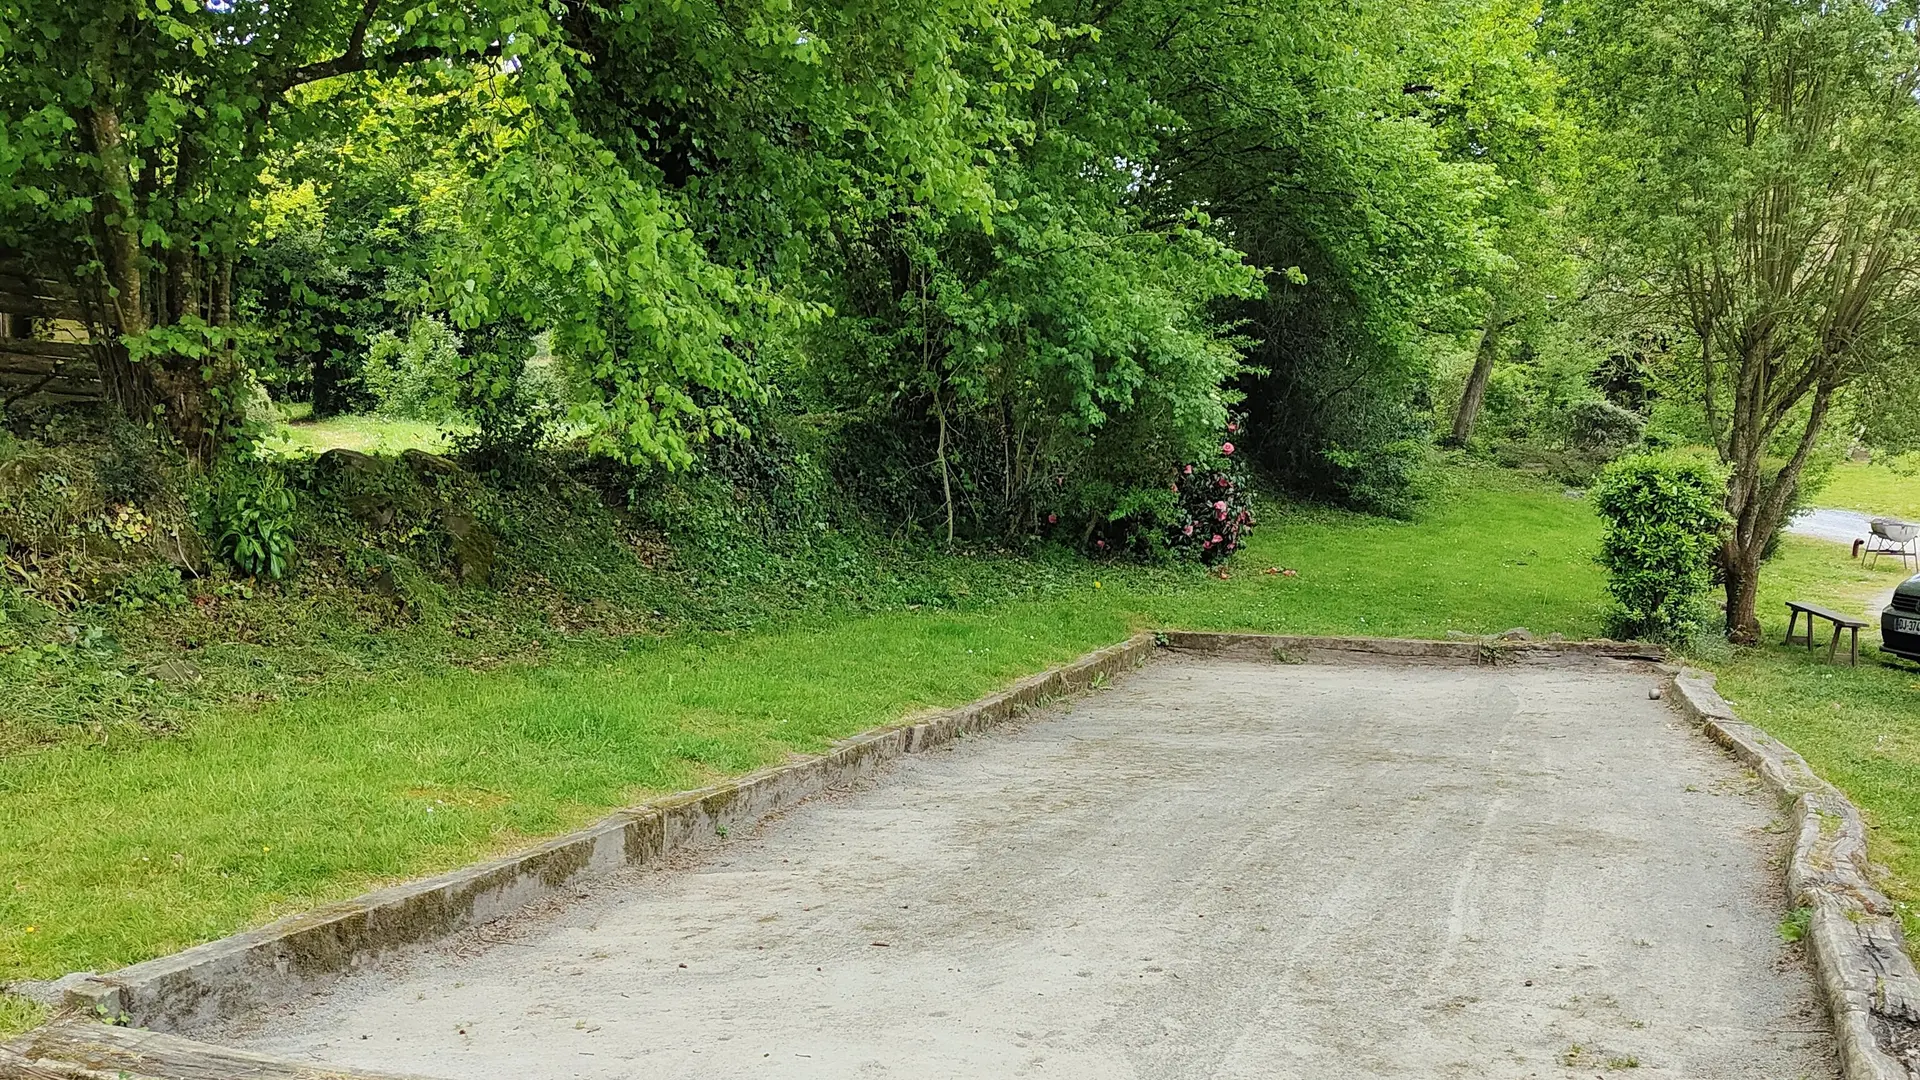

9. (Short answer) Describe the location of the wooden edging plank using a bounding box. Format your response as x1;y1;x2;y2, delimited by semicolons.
0;1020;432;1080
1157;629;1665;663
0;340;93;363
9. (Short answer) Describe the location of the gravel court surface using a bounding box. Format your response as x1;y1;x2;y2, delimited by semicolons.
209;655;1837;1079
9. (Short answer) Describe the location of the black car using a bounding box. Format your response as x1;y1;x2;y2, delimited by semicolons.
1883;574;1920;661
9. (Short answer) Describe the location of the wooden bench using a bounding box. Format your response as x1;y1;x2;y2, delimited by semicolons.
1785;600;1867;665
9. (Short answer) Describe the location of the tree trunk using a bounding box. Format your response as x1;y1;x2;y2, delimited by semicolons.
82;103;231;459
1446;304;1503;446
1719;376;1838;643
1721;535;1764;643
86;104;147;344
934;389;955;547
85;102;167;425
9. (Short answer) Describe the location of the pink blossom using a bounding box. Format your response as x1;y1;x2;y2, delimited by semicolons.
1217;476;1229;487
1213;500;1227;512
1211;534;1223;545
1217;510;1227;521
1227;422;1239;433
1096;539;1107;549
1169;482;1180;492
1183;464;1194;475
1182;523;1194;536
1221;442;1235;455
1047;513;1058;524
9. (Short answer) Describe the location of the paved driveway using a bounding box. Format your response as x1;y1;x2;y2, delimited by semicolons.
211;656;1835;1079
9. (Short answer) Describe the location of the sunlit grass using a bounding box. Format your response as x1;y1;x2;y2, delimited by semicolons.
0;466;1606;983
263;413;461;457
8;460;1917;996
1817;456;1920;522
1711;533;1920;938
0;610;1130;980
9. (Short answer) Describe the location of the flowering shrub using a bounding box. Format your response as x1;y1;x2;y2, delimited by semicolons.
1063;419;1255;564
1167;424;1255;564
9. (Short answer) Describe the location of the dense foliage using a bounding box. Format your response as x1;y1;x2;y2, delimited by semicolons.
0;0;1571;542
1591;454;1729;643
1559;0;1920;639
7;0;1907;609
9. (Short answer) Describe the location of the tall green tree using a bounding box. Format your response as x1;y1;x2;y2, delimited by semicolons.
0;0;536;456
1561;0;1920;640
1076;0;1515;512
0;1;792;468
1423;0;1576;447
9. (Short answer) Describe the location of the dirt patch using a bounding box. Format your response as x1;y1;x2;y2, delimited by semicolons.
205;657;1836;1079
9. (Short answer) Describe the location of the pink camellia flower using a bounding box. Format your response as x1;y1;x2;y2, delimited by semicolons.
1221;442;1235;455
1213;500;1227;512
1227;422;1239;433
1183;523;1194;536
1169;482;1179;492
1047;513;1058;524
1217;509;1227;521
1183;464;1194;475
1217;476;1229;487
1211;534;1223;544
1096;538;1107;548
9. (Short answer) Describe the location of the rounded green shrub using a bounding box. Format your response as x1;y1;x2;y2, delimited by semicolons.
1590;453;1728;643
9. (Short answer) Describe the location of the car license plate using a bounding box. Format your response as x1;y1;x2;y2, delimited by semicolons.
1899;617;1920;635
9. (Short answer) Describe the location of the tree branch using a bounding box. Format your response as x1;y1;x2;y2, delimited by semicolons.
272;42;497;96
344;0;381;62
266;0;504;101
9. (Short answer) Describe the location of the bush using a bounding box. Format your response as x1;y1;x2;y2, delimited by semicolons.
1567;399;1646;456
1166;430;1256;564
1591;454;1727;642
1321;437;1430;519
362;316;464;421
1067;433;1257;565
205;462;298;579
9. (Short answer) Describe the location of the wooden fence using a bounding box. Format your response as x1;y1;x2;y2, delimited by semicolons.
0;263;105;405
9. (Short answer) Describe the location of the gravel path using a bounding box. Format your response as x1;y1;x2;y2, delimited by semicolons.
209;656;1835;1079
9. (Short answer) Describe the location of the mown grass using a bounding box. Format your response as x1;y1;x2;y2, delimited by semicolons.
12;457;1920;1026
0;992;43;1039
1710;530;1920;938
0;610;1131;984
1817;456;1920;521
264;413;459;457
0;465;1606;988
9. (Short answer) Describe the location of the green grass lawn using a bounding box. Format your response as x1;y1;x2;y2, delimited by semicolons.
263;413;460;457
1709;532;1920;938
0;466;1606;992
1817;456;1920;521
10;459;1920;1037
